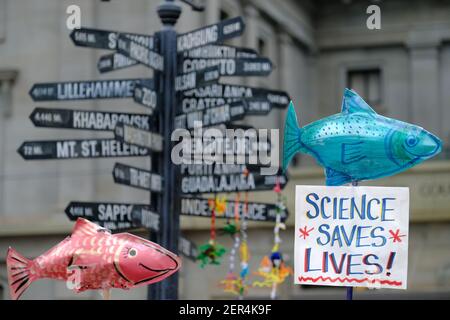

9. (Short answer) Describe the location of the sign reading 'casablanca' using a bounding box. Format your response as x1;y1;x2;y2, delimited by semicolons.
30;107;153;131
295;186;409;290
18;139;149;160
182;83;290;109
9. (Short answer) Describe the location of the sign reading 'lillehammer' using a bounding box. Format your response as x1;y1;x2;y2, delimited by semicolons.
29;79;151;102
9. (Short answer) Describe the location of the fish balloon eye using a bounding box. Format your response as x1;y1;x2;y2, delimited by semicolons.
405;135;418;147
128;248;138;258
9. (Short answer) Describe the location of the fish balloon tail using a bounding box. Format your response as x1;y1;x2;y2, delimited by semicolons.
6;247;37;300
283;102;304;172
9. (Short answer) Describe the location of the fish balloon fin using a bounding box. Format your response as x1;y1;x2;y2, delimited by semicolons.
6;247;36;300
341;89;377;115
341;142;367;164
71;218;109;238
283;101;303;172
325;168;352;186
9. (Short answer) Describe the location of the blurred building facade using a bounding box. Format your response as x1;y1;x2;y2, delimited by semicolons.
0;0;450;299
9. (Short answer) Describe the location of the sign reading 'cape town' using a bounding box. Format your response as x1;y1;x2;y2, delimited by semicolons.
181;171;288;194
117;35;164;72
70;27;156;51
113;163;163;193
18;139;149;160
179;44;258;59
29;79;150;102
114;123;163;152
174;100;247;129
182;83;290;109
30;107;153;131
177;16;245;52
179;57;272;77
65;201;160;232
180;197;289;222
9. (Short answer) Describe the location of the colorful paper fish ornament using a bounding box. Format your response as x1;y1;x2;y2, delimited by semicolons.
6;218;181;300
283;89;443;185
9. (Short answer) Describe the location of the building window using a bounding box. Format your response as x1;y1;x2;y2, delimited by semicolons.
220;9;230;21
258;37;267;57
347;69;382;113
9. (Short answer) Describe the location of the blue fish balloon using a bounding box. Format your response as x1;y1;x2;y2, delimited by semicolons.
283;89;442;186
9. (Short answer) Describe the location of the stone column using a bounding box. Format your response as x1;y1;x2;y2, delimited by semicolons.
408;40;441;137
205;0;220;25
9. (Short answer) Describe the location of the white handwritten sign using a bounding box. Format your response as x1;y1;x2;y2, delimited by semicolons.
295;186;409;290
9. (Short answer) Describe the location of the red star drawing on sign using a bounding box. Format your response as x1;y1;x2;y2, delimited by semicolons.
389;229;406;243
299;226;314;240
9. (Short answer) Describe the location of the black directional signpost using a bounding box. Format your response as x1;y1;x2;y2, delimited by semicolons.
30;107;153;131
19;0;291;301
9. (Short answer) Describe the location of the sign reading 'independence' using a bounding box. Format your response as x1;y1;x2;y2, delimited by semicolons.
177;17;245;52
18;139;149;160
65;201;160;232
30;107;153;131
29;79;151;102
181;197;289;222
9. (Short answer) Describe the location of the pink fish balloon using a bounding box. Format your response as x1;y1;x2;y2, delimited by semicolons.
6;218;181;300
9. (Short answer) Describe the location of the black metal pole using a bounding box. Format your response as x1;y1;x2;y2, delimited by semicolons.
148;0;181;300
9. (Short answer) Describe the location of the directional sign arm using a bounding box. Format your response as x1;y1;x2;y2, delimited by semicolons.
114;123;163;152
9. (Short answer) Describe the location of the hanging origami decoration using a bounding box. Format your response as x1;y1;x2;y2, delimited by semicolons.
197;197;227;268
253;179;292;299
283;88;443;184
6;218;181;300
220;193;242;295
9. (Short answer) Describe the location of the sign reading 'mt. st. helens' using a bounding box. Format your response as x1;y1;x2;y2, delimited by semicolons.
18;139;149;160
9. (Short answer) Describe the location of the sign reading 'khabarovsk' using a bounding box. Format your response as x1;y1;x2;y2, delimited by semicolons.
295;186;409;290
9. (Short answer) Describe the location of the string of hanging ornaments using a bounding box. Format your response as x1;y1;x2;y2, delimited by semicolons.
252;178;293;299
197;195;227;268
